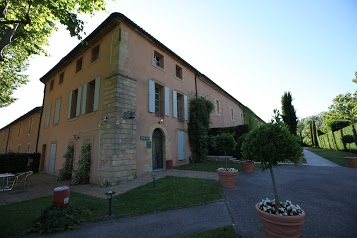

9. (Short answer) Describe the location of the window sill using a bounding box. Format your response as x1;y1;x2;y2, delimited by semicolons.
152;63;165;72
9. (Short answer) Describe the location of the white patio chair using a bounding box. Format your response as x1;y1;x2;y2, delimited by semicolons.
16;171;33;188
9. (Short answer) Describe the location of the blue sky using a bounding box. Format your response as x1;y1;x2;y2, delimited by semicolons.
0;0;356;128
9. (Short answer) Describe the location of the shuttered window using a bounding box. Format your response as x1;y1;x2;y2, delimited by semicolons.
177;131;186;161
148;80;169;117
54;98;61;124
45;103;51;127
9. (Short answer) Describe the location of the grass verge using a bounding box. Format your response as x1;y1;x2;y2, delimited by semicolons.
174;226;236;238
0;176;221;237
305;147;353;167
175;160;261;172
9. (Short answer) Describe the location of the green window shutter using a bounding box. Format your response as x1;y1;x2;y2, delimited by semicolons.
45;103;51;127
81;83;88;115
76;85;82;117
172;90;177;118
68;91;73;119
148;80;155;112
93;77;101;111
165;86;170;116
184;95;188;121
54;98;61;124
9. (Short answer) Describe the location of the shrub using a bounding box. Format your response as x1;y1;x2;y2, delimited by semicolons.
72;143;91;185
30;204;87;234
0;153;40;173
330;120;350;132
57;144;74;181
188;97;214;163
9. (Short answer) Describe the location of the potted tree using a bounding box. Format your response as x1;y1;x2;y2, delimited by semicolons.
241;115;304;237
213;133;238;189
342;134;357;168
237;133;254;173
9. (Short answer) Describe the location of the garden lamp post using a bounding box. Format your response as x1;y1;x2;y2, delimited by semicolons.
152;172;157;188
105;191;116;217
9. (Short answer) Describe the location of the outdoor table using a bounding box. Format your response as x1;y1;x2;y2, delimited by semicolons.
0;173;15;191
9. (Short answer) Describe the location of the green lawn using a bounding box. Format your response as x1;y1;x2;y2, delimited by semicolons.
305;147;354;167
174;160;261;172
174;226;236;238
0;176;221;237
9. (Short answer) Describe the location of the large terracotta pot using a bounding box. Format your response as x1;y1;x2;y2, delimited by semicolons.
346;157;357;168
166;160;173;170
294;157;303;166
217;169;238;189
255;204;305;238
241;161;254;172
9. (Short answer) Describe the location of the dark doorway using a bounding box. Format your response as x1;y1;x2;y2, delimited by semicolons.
152;129;164;169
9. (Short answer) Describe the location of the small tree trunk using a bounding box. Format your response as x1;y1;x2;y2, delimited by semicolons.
268;166;280;209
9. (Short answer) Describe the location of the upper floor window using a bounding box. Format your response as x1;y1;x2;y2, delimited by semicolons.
45;103;51;128
175;65;182;79
91;45;100;62
68;88;79;119
68;77;101;119
153;50;164;69
17;123;21;138
28;116;33;135
81;78;101;114
59;72;64;85
148;80;169;117
231;108;234;121
76;57;83;73
54;98;61;125
215;99;220;114
173;91;188;121
49;80;54;91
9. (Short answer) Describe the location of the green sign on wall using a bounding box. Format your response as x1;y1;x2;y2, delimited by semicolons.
146;141;152;149
140;136;150;141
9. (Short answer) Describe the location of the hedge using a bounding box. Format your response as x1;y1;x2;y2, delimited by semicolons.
318;122;357;153
0;153;41;173
208;124;250;158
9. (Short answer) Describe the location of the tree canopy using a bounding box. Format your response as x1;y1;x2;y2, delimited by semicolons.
322;92;357;130
0;0;111;107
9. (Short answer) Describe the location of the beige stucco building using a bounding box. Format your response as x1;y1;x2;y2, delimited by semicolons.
5;13;263;185
0;107;41;154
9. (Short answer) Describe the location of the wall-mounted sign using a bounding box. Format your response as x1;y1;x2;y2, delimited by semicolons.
146;141;152;149
140;136;150;141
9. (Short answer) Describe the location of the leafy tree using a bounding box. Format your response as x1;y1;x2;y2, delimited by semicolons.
0;0;111;107
281;91;297;136
322;93;357;131
353;71;357;84
297;114;324;146
188;96;214;163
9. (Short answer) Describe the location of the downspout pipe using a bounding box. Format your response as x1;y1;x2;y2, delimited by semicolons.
195;72;200;98
35;85;46;153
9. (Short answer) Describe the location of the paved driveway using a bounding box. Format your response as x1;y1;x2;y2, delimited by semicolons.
224;165;357;238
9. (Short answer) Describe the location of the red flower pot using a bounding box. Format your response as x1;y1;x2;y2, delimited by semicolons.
241;161;254;173
217;169;238;189
346;157;357;168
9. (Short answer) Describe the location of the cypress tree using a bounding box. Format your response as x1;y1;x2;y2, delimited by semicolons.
281;91;298;136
